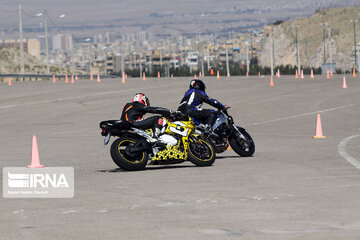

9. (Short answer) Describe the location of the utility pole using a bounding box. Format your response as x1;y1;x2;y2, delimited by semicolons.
121;52;124;76
19;4;24;79
350;20;358;70
320;23;327;64
201;57;204;77
246;41;249;74
270;27;274;76
226;48;230;77
296;26;301;74
139;53;142;78
328;28;332;63
43;10;50;73
160;49;163;68
207;45;210;70
272;27;275;67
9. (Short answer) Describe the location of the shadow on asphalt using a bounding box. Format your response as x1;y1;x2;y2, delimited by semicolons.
216;155;244;159
96;165;199;173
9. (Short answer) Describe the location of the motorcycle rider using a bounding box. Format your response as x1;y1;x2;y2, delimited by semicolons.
121;93;181;142
178;79;228;130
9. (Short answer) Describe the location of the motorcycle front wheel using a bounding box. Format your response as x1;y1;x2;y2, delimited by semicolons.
110;137;148;171
229;127;255;157
188;136;216;166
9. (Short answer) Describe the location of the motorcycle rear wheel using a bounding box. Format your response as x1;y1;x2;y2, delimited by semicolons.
110;137;148;171
229;127;255;157
188;137;216;166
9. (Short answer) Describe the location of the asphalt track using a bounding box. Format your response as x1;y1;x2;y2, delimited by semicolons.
1;74;360;240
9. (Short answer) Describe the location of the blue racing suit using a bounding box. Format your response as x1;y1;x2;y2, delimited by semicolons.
177;88;225;125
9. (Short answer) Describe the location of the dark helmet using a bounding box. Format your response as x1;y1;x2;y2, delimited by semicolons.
189;79;206;91
132;93;150;106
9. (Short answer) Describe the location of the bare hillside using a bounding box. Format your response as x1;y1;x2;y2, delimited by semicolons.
0;47;68;74
260;7;360;70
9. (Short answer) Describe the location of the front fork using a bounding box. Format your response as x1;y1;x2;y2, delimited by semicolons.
231;124;249;147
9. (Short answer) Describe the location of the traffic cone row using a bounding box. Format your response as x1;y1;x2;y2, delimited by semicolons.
122;72;126;84
343;76;347;88
313;114;326;139
269;75;274;87
28;135;44;168
310;69;314;78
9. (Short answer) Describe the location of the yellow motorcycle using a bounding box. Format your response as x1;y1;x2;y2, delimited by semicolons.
99;115;215;171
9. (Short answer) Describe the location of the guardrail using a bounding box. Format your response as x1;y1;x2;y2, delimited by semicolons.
0;74;116;81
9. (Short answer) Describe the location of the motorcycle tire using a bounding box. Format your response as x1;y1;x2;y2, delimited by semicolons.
229;127;255;157
188;136;216;166
110;137;148;171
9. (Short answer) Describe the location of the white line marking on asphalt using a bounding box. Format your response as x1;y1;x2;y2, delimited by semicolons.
0;84;175;110
338;134;360;170
244;104;355;126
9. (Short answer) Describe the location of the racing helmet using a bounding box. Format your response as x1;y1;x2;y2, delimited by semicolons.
189;79;206;91
132;93;150;106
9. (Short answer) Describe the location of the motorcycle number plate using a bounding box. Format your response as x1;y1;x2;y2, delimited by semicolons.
104;133;111;146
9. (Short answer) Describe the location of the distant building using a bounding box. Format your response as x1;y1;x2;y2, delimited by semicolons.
53;34;73;51
27;38;41;60
106;54;121;74
0;39;28;52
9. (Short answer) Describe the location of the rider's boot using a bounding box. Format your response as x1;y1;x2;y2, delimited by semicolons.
148;127;161;143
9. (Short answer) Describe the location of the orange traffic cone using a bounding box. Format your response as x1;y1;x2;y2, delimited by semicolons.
65;74;68;83
52;75;56;83
227;72;230;77
270;75;274;87
310;69;314;78
71;74;74;84
246;72;249;77
276;69;280;78
312;114;326;139
326;69;330;79
122;72;126;83
97;74;101;82
8;77;12;86
27;135;44;168
157;71;160;78
199;72;202;77
75;74;78;81
330;68;333;76
342;76;348;89
217;71;220;79
142;72;146;81
171;74;173;78
194;74;197;79
353;68;356;77
90;73;93;80
300;69;304;79
295;69;298;79
258;72;261;77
